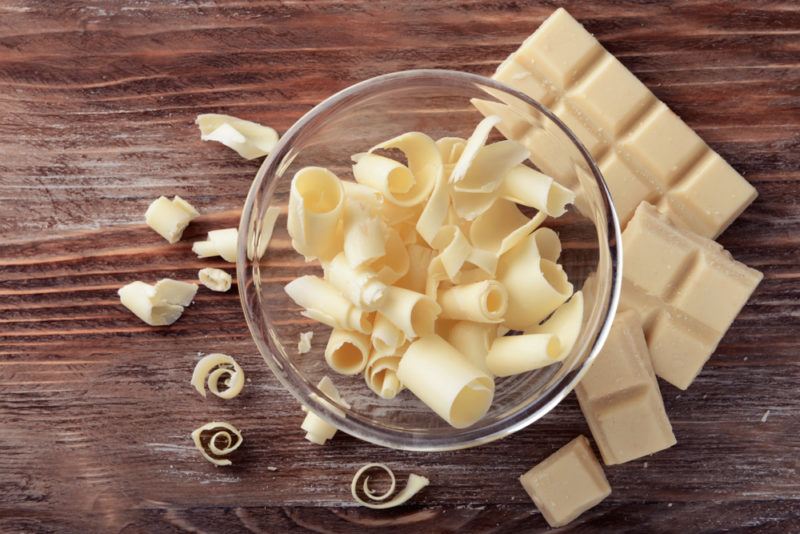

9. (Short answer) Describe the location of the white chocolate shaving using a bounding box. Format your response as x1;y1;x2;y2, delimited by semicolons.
450;188;498;221
370;132;442;208
381;201;421;227
191;421;243;466
486;333;562;377
469;200;547;256
198;267;232;292
429;225;472;282
377;286;441;339
449;115;502;184
145;195;199;244
191;353;245;399
395;244;434;294
287;166;345;261
298;331;314;354
153;279;197;306
342;181;383;211
196;113;278;160
325;329;371;375
436;136;467;169
445;321;497;376
343;198;386;267
118;279;197;326
247;205;281;261
397;335;494;428
438;280;508;323
499;165;575;217
351;463;430;509
370;313;406;356
301;376;350;445
192;228;238;263
526;291;584;360
367;228;409;285
453;140;530;193
324;253;387;311
285;275;373;334
416;142;452;245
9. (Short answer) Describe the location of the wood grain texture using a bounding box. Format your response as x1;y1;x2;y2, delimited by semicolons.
1;1;799;532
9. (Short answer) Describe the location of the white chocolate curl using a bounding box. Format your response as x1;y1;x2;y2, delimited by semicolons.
287;166;345;261
499;165;575;217
325;329;371;375
486;333;562;377
469;199;547;256
191;421;243;466
196;113;278;160
397;335;494;428
370;313;406;356
324;253;387;311
449;115;502;184
395;244;434;294
193;228;238;263
498;230;573;330
526;291;584;360
191;353;245;400
364;347;405;400
415;140;453;245
351;463;430;509
369;132;442;208
438;280;508;323
445;321;497;376
342;198;386;268
377;286;440;339
285;276;373;334
145;195;199;244
453;140;529;193
352;153;418;206
368;228;409;285
198;267;232;292
301;376;350;445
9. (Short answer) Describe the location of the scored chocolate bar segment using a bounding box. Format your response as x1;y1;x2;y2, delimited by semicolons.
576;310;676;465
519;435;611;528
620;203;763;389
490;7;757;238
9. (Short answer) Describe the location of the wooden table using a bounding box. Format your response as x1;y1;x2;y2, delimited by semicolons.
2;1;798;532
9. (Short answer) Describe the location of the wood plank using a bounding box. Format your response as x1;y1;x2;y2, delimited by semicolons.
0;1;798;531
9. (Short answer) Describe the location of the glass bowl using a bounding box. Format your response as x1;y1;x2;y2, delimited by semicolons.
238;69;621;451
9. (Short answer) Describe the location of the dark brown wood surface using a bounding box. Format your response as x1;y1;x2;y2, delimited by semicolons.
1;1;799;532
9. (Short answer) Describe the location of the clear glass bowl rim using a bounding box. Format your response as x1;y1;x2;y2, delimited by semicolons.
238;68;623;451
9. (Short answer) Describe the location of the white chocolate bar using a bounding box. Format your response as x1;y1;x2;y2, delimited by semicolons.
519;435;611;527
576;310;676;465
620;203;762;389
489;7;757;238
